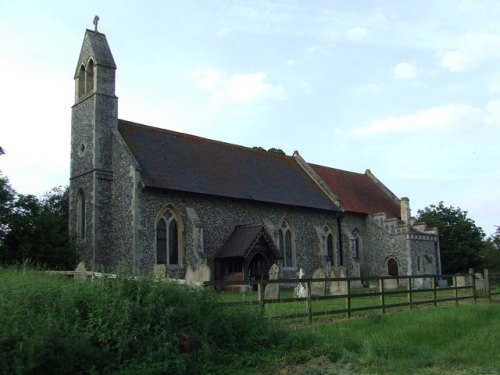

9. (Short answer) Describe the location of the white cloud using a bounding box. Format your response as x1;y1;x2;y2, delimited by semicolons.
440;32;500;73
392;62;418;79
353;103;485;136
192;68;285;104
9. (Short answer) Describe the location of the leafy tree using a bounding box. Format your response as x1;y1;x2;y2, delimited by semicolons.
417;202;485;274
478;227;500;271
0;147;16;243
0;184;77;269
252;146;286;155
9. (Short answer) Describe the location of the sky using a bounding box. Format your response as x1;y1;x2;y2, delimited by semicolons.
0;0;499;236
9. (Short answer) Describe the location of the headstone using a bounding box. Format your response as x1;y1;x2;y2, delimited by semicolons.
74;262;87;281
185;265;211;284
311;268;326;297
264;263;280;300
153;264;167;279
294;268;307;298
329;266;347;295
383;278;398;289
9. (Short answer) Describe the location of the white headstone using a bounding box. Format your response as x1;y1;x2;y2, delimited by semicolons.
294;268;307;298
74;262;87;281
185;265;211;284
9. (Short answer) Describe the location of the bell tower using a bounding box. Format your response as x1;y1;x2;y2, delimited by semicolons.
69;20;117;269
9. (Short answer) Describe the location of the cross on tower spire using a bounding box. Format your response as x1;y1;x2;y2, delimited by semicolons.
93;15;100;32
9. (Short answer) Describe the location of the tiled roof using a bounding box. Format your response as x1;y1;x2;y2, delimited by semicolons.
118;120;341;212
216;224;281;259
310;164;401;219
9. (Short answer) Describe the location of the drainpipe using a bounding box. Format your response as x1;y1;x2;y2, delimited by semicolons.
337;215;344;266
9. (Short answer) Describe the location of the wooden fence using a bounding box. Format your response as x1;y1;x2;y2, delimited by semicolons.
206;269;498;324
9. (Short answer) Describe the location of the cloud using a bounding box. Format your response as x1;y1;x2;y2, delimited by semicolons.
353;103;485;136
192;68;285;104
392;62;418;79
440;32;500;73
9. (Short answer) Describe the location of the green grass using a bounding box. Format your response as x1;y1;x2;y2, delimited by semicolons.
1;268;499;375
263;304;500;374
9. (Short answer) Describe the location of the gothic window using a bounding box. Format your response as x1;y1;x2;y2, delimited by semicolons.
278;220;295;268
352;228;360;259
156;208;182;266
417;255;422;272
78;64;86;98
76;189;85;240
86;59;95;93
323;225;335;264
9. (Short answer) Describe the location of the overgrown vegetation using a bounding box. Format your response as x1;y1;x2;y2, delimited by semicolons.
0;268;285;374
1;268;499;374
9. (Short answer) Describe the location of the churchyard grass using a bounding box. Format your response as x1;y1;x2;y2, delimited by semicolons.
2;267;498;374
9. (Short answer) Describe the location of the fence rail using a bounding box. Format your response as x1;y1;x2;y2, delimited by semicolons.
47;267;500;324
206;269;498;324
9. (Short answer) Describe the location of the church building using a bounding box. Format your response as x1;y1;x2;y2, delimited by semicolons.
69;27;441;282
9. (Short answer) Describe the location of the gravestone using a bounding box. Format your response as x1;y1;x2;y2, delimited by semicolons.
185;265;211;285
294;268;307;298
74;262;87;281
264;263;280;300
329;266;348;295
153;264;167;279
383;278;398;289
311;268;326;297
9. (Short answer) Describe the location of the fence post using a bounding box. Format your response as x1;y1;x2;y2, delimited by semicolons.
484;269;491;303
453;275;458;306
469;268;477;303
432;275;437;307
379;278;386;314
306;281;312;324
258;282;265;315
407;276;413;310
346;278;351;318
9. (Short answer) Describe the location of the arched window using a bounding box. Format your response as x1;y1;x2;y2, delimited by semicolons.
86;59;94;93
323;225;335;264
76;190;85;240
156;208;182;266
417;255;422;273
278;220;295;268
352;228;360;259
78;64;86;98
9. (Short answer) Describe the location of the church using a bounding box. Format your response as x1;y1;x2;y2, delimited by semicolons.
69;27;441;282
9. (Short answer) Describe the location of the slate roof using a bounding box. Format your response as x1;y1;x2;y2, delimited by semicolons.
216;225;281;259
310;164;401;219
118;120;341;212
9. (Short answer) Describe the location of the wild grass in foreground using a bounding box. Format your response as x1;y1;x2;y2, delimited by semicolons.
1;268;499;375
0;268;285;374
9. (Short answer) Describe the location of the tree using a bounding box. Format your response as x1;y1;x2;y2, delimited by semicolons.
0;147;16;243
417;202;485;274
478;227;500;271
252;146;286;155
